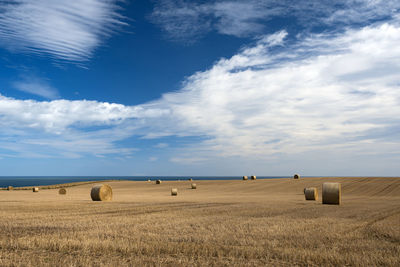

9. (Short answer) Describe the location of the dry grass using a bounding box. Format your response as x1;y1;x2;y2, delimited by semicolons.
0;177;399;266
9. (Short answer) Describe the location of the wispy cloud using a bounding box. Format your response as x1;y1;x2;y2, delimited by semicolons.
150;0;400;42
149;156;158;161
154;143;169;148
0;0;126;62
12;76;59;99
0;19;400;167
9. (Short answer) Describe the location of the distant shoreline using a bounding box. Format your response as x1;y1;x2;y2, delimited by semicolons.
0;176;288;188
0;180;120;190
1;176;399;189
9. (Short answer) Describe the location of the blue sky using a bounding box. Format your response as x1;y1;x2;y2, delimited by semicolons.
0;0;399;176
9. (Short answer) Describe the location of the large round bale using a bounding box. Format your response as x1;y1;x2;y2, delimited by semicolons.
304;187;318;200
156;180;162;184
171;188;178;196
322;182;341;205
303;188;306;194
191;183;197;189
251;175;256;180
7;186;13;191
294;174;300;179
32;187;39;192
188;178;193;181
90;184;112;201
59;188;67;195
243;176;248;180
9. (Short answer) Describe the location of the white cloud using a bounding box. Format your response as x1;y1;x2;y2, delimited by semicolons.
0;95;168;134
150;0;400;42
0;0;126;62
324;0;400;25
138;21;400;161
211;0;283;37
0;20;399;167
0;95;168;157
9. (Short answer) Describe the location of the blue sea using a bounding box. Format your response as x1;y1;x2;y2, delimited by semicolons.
0;176;290;187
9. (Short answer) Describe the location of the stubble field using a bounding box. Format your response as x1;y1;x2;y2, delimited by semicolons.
0;177;399;266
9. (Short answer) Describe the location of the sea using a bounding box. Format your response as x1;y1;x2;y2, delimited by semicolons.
0;176;290;188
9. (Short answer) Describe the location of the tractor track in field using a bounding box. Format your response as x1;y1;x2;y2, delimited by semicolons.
343;207;400;240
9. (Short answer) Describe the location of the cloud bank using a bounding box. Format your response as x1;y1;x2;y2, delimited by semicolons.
1;19;399;166
0;0;125;62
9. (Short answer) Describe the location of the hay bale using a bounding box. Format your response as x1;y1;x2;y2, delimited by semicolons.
191;183;197;189
303;188;306;194
147;179;151;182
322;182;341;205
32;187;39;192
90;184;112;201
7;186;13;191
251;175;256;180
188;178;193;181
156;180;162;184
294;174;300;179
59;188;67;195
171;188;178;196
304;187;318;200
243;176;248;180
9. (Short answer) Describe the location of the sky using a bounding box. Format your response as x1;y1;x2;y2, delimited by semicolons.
0;0;399;176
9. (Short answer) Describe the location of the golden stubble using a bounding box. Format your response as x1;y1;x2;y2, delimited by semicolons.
0;177;399;266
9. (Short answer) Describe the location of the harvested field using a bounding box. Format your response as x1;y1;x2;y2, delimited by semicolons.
0;177;399;266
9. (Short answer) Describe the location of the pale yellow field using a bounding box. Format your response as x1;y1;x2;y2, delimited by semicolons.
0;177;399;266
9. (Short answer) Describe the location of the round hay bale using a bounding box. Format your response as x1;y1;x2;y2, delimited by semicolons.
171;188;178;196
188;178;193;181
251;175;256;180
59;188;67;195
294;174;300;179
7;186;13;191
304;187;318;200
156;180;162;184
322;182;341;205
191;183;197;189
243;176;248;180
147;179;151;182
303;188;306;194
32;187;39;192
90;184;112;201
